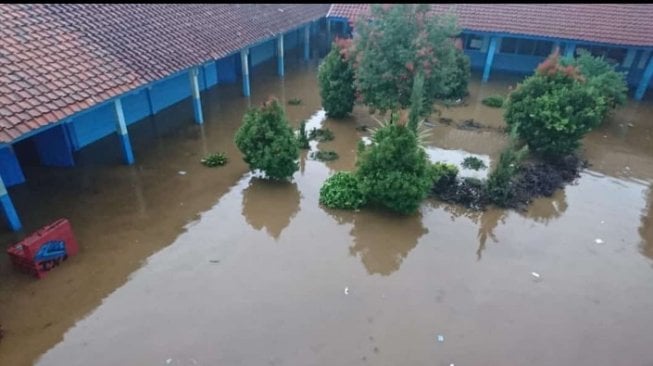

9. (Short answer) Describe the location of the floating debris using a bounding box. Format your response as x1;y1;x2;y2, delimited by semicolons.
344;287;349;295
531;272;541;279
178;171;187;175
436;334;445;343
209;259;220;264
595;238;604;244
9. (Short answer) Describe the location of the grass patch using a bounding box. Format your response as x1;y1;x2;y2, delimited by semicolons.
481;95;505;108
461;156;487;170
310;150;339;161
201;152;228;167
308;127;335;142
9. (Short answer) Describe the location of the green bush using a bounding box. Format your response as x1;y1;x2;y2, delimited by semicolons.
430;162;459;193
354;4;464;116
486;144;528;207
318;39;356;118
308;127;334;142
563;49;627;111
310;150;339;161
356;120;432;214
297;121;310;149
319;171;367;210
505;52;605;159
438;48;471;100
461;156;487;170
234;98;299;180
201;152;228;167
481;95;504;108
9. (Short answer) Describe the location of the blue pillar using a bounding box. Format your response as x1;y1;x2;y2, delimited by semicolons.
635;55;653;101
326;19;332;43
0;175;21;231
343;20;350;37
552;41;560;54
482;36;498;83
623;48;637;69
277;34;285;77
189;67;204;124
304;25;310;61
565;42;576;58
241;49;250;97
146;86;155;115
113;98;135;165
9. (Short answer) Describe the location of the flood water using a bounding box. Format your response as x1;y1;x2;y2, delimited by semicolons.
1;52;653;366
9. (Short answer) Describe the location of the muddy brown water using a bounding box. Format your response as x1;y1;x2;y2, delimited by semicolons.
0;56;652;365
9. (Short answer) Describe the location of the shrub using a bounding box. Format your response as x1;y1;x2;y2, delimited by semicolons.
430;162;459;193
486;144;529;207
234;98;299;180
318;38;356;118
354;4;465;116
308;127;335;142
461;156;487;170
565;49;627;114
200;152;228;167
438;48;471;100
505;51;605;159
356;119;432;214
319;171;367;210
481;95;504;108
297;121;310;149
310;150;339;161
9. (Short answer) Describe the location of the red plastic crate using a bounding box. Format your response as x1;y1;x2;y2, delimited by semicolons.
7;218;79;279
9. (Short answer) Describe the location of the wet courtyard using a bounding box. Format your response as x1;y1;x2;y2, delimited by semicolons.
1;56;652;366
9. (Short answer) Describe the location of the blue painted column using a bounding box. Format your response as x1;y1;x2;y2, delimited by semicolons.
482;36;498;83
623;48;637;69
635;55;653;101
146;86;155;115
326;19;331;43
0;174;21;231
565;42;576;58
552;41;561;54
241;49;250;97
113;98;135;165
189;67;204;124
343;20;350;37
277;34;285;77
304;24;310;61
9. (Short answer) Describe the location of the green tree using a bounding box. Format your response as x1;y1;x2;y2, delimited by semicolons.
356;116;432;214
234;98;299;180
318;38;356;118
319;171;367;210
353;4;466;116
563;49;627;111
505;51;606;159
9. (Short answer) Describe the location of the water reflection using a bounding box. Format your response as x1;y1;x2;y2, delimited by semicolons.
326;208;428;276
476;208;507;261
241;176;301;240
640;186;653;260
520;189;568;224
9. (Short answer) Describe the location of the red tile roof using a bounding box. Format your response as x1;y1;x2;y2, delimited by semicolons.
328;4;653;47
0;4;329;143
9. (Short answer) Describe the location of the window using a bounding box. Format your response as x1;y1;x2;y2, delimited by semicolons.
517;39;536;55
500;37;518;54
534;41;554;57
465;34;483;51
576;45;627;65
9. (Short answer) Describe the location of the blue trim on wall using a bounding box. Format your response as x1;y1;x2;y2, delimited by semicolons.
0;146;25;187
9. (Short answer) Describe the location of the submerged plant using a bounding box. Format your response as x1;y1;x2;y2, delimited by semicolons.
234;98;299;180
288;98;302;105
461;156;487;170
201;152;228;167
319;171;366;210
308;127;335;142
310;150;339;161
481;95;504;108
297;121;310;149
